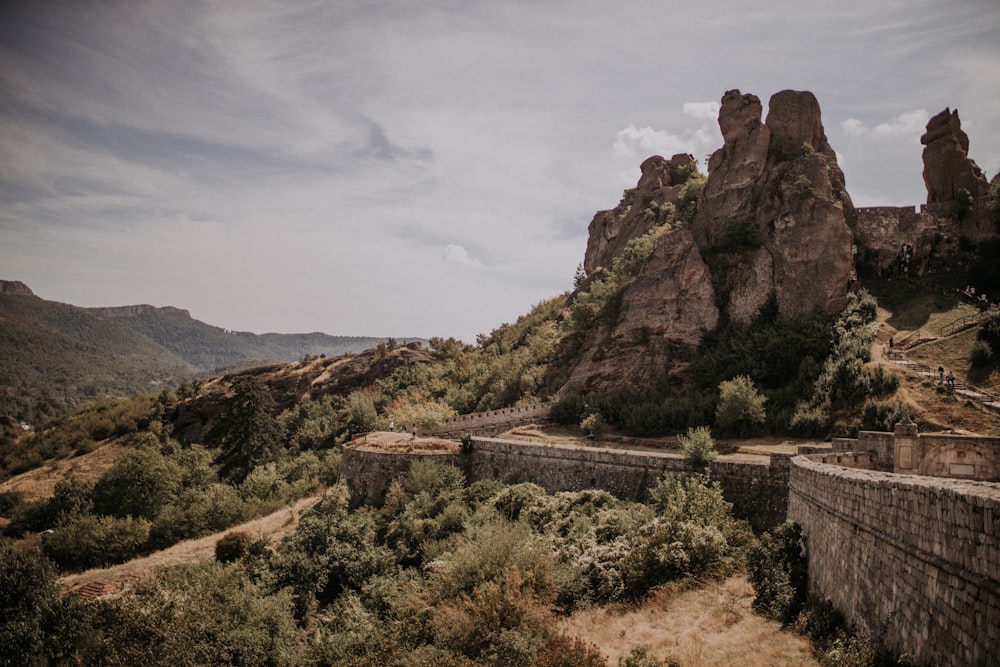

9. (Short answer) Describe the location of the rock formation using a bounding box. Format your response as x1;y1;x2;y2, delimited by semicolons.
583;153;698;276
562;228;718;392
693;89;855;322
561;89;857;393
921;108;990;204
0;280;35;296
852;108;997;281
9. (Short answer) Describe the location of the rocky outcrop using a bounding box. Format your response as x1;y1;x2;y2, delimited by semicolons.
853;109;997;280
694;91;771;238
563;229;718;393
583;153;697;276
561;89;857;392
921;108;990;204
693;89;854;322
169;342;435;443
88;304;192;318
0;280;34;296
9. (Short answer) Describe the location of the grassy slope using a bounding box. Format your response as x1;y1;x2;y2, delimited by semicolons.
867;279;1000;435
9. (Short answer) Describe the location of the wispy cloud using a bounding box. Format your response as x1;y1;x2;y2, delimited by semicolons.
842;110;930;141
442;244;482;268
613;101;723;164
1;0;998;341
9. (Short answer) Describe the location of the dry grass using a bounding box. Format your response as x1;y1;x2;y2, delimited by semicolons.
0;441;129;503
353;431;463;453
59;493;322;593
561;576;819;667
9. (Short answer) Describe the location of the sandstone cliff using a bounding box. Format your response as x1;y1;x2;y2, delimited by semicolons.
583;153;699;276
921;108;990;205
561;89;856;393
853;107;998;280
693;89;855;322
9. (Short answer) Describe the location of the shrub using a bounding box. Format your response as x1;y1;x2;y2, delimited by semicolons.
550;393;586;426
42;513;151;571
534;634;608;667
860;401;907;433
216;531;253;563
715;375;767;437
714;218;762;251
971;340;993;367
746;522;807;625
678;426;717;469
978;309;1000;350
789;403;829;438
85;563;301;666
619;645;677;667
580;412;607;437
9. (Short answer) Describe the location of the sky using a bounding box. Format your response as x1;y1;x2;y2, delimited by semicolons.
2;1;999;343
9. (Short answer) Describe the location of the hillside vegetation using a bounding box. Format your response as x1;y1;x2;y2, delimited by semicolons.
0;288;418;424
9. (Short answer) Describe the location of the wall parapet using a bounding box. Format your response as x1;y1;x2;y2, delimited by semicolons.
788;453;1000;666
430;403;552;437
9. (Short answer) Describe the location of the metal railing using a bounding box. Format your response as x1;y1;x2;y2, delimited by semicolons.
884;350;999;415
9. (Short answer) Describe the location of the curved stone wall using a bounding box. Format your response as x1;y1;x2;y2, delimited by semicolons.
788;454;1000;667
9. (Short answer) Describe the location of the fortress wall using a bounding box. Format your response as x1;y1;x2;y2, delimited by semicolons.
338;446;464;504
788;455;1000;667
340;437;790;531
431;403;552;436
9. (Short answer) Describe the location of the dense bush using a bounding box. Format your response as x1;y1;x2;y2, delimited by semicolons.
715;375;767;437
746;522;808;625
42;512;151;571
678;426;718;469
978;308;1000;350
971;340;993;367
215;530;253;563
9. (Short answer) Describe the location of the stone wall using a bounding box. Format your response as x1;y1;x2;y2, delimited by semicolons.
834;422;1000;481
788;454;1000;666
340;436;790;531
430;403;552;437
853;200;994;281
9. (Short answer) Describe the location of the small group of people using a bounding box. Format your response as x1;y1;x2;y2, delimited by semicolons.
960;285;997;310
937;365;956;391
895;243;915;278
388;421;418;439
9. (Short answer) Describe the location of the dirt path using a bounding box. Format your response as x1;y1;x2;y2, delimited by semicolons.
60;493;322;594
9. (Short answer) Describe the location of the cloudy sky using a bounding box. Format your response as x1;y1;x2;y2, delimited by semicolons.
2;1;999;342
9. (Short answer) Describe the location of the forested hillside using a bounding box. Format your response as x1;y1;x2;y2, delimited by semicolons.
0;285;419;424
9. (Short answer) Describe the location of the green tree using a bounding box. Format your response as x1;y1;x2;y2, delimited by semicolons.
272;486;396;618
93;444;183;520
715;375;767;437
344;390;379;434
207;376;284;484
0;543;85;666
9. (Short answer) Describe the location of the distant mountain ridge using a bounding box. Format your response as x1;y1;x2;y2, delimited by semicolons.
0;281;422;423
